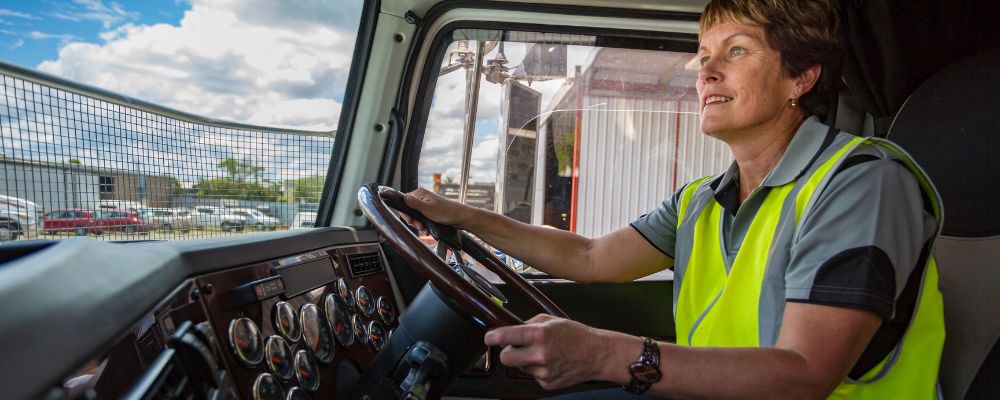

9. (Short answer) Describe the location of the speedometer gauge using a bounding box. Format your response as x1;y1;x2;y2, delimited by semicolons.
367;320;386;351
299;303;336;363
294;350;320;391
264;336;294;380
355;286;375;316
252;373;283;400
376;296;395;324
228;317;264;366
272;301;301;343
323;293;354;347
337;278;354;309
351;314;368;345
286;387;310;400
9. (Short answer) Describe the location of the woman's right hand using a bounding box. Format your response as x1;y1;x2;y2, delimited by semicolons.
393;187;474;234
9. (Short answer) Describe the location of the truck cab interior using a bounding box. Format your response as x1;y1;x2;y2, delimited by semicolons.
1;1;998;399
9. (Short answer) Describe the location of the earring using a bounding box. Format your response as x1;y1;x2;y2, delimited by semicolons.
790;98;798;108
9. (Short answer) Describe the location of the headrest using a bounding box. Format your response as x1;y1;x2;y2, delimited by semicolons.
887;47;1000;237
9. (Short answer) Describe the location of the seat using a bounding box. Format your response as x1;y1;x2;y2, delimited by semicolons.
886;46;1000;399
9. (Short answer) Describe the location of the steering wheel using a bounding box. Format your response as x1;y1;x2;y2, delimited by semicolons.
357;184;567;327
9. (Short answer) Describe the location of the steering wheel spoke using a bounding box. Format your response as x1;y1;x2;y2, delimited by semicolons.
358;184;567;327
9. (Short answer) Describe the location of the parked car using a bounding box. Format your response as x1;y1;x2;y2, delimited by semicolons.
95;210;150;234
44;209;150;235
138;208;193;233
43;209;100;236
190;206;247;232
98;200;143;212
0;195;42;241
291;211;317;229
226;208;280;231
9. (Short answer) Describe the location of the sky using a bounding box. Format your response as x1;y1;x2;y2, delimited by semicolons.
0;0;362;131
0;0;584;191
0;1;701;197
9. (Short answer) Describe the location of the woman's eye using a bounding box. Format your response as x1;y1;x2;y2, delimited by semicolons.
700;56;709;66
729;47;746;57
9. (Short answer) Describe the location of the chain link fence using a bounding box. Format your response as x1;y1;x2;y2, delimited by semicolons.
0;62;335;241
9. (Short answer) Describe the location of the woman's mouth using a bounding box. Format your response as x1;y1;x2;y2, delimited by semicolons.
704;95;733;107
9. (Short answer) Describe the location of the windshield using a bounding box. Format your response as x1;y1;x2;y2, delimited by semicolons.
0;0;364;241
415;29;718;277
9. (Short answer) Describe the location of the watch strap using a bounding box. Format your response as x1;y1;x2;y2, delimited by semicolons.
623;337;661;394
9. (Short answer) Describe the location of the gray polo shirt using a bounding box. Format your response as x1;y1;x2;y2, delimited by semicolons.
630;117;937;375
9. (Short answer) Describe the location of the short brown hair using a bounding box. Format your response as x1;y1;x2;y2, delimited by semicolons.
700;0;844;120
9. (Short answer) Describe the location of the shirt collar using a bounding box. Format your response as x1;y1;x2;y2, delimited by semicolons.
714;116;832;195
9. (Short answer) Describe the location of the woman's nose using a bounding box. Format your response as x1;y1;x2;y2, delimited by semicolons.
698;58;721;84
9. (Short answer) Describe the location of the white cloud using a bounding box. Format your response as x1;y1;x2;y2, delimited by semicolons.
0;8;39;20
37;0;359;131
49;0;139;29
27;31;79;43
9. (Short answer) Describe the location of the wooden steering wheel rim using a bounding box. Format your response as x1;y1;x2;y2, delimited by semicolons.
357;184;567;327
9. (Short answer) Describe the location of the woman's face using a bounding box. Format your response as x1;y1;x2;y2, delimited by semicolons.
695;22;801;140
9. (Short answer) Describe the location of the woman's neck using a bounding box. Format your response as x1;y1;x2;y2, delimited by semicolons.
728;116;806;202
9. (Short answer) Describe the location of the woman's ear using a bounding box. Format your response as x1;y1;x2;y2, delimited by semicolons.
793;64;822;99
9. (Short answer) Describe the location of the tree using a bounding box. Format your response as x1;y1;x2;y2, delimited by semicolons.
217;158;264;183
196;158;282;201
286;175;325;203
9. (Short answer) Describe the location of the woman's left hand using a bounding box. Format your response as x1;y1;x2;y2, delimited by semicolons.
484;314;612;390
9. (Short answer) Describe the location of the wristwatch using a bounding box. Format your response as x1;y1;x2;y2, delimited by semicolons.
623;337;662;394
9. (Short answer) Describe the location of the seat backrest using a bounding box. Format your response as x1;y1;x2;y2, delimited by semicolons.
886;46;1000;399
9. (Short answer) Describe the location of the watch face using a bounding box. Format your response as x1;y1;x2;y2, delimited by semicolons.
629;362;662;383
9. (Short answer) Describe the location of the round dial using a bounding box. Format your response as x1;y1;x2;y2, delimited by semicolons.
355;286;375;316
367;320;386;351
228;317;264;366
252;373;283;400
299;303;336;363
264;336;294;380
337;278;354;309
294;350;320;392
272;301;301;343
286;387;309;400
323;293;354;347
351;314;368;345
376;296;395;324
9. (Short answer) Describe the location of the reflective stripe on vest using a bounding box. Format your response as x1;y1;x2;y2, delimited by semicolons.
674;137;945;399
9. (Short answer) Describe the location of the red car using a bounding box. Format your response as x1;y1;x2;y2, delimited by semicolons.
43;209;149;235
96;210;150;234
43;209;100;235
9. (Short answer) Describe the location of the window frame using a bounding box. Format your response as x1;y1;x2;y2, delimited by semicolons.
398;10;699;195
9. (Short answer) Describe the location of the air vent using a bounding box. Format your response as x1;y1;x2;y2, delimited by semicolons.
346;253;384;277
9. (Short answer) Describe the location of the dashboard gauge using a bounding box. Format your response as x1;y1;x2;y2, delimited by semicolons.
376;296;395;324
299;303;336;363
228;317;264;366
293;349;320;392
355;286;375;316
323;293;354;347
337;278;354;309
367;320;386;351
272;301;301;343
286;387;309;400
252;373;284;400
351;314;368;345
264;336;294;380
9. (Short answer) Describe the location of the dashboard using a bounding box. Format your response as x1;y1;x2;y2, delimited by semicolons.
1;228;405;400
1;226;664;400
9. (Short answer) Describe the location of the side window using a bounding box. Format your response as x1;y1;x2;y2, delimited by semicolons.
0;1;364;241
416;30;731;253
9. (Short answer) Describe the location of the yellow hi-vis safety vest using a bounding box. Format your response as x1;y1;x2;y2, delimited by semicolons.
674;136;945;399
